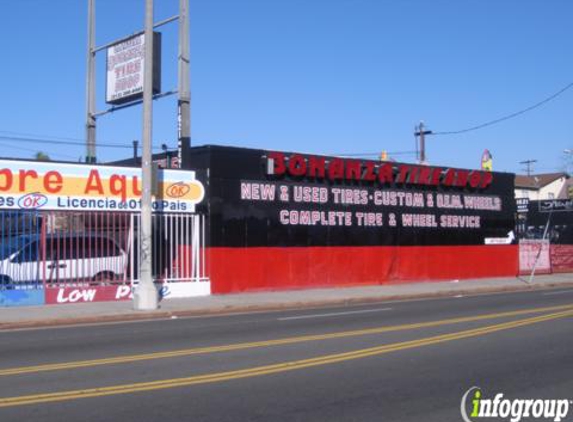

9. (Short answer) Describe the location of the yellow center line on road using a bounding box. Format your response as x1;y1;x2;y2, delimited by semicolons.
1;303;573;377
0;308;572;408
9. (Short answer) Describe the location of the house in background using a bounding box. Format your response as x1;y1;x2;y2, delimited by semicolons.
514;173;571;200
515;172;573;275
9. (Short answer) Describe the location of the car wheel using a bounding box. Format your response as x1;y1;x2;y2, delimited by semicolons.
0;275;13;290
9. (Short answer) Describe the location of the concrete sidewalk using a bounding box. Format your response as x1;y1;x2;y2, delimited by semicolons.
1;274;573;329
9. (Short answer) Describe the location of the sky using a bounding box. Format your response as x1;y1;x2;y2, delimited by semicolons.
0;0;572;174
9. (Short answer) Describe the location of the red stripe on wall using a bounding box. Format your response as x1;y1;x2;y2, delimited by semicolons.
207;245;519;294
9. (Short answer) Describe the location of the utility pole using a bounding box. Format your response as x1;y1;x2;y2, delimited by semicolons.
133;0;158;310
85;0;96;163
414;121;432;164
177;0;190;167
132;140;139;165
563;149;572;173
520;159;537;176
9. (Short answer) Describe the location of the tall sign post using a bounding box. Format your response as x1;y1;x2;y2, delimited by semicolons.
133;0;159;310
177;0;191;166
84;0;189;309
85;0;96;163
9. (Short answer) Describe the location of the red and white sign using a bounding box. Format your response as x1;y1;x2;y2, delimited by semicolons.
45;285;133;305
267;152;494;190
106;32;161;105
519;239;551;274
45;282;210;305
550;244;573;273
0;159;204;213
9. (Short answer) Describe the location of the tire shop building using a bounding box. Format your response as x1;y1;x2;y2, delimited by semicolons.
0;144;521;306
186;145;518;294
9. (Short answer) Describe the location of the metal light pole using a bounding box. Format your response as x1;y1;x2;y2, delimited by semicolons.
133;0;159;310
85;0;96;163
177;0;191;167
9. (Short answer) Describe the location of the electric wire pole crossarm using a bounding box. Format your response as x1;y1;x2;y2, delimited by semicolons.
520;159;537;177
414;121;432;164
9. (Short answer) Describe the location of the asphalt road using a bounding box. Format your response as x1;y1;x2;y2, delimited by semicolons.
1;288;573;422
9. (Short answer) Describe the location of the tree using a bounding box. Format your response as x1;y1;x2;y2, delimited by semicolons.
34;152;50;161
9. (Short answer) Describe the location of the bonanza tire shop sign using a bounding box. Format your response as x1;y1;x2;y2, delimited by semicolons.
106;32;161;105
229;151;515;247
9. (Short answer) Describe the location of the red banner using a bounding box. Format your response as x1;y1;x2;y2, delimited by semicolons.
45;285;133;305
550;245;573;273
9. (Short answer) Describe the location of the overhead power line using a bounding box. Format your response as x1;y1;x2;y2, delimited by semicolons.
0;130;92;143
332;151;417;157
0;143;79;161
0;135;132;149
0;135;165;151
433;81;573;136
0;130;166;150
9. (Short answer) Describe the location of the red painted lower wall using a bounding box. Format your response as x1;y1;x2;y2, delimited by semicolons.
207;245;519;294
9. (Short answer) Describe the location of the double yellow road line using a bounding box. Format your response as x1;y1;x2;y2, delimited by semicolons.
0;304;572;408
2;303;572;378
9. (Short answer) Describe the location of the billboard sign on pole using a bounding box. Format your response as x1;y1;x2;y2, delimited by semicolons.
106;32;161;105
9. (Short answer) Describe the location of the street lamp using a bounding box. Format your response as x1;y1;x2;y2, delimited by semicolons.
133;0;159;311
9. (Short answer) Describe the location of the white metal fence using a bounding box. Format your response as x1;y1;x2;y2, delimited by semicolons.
128;213;207;283
0;210;208;290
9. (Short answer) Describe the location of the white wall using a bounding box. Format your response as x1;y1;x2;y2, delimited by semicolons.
515;177;568;200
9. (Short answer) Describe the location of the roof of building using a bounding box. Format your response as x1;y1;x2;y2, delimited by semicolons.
515;172;569;189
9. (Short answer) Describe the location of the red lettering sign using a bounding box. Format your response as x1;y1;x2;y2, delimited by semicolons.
266;152;495;190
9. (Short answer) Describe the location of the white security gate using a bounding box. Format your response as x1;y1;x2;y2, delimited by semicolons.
128;213;208;283
0;210;210;300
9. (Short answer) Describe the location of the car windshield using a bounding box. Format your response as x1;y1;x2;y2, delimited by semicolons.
0;234;122;261
0;235;38;260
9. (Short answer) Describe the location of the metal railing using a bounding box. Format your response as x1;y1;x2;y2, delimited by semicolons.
0;210;207;290
129;213;207;283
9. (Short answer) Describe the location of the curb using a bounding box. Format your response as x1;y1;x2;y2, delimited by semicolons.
2;281;573;331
